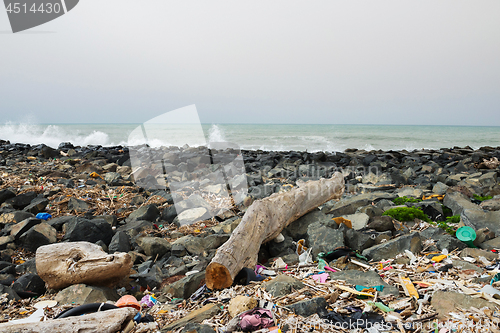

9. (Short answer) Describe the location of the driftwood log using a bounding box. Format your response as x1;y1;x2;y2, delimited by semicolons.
36;242;132;290
0;307;137;333
206;173;345;290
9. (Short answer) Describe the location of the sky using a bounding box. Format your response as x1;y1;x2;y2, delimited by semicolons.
1;0;499;126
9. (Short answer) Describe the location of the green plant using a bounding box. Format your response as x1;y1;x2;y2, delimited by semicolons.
473;194;493;202
441;205;453;217
445;215;461;224
432;220;456;236
392;196;422;205
383;207;431;223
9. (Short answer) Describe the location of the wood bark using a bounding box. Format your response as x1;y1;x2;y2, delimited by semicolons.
36;242;132;290
0;307;137;333
206;173;345;290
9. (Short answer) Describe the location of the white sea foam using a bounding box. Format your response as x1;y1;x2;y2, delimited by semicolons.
0;122;111;148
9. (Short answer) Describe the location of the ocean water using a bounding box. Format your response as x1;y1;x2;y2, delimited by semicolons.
1;122;499;152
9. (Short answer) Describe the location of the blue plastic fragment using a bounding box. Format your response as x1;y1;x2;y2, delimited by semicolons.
36;213;52;220
133;312;141;323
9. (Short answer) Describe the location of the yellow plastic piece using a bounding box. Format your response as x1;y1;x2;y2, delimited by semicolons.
399;275;419;299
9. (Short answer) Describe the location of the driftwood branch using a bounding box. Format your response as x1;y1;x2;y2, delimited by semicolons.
206;173;345;290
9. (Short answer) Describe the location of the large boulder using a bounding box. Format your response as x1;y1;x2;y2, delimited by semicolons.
461;209;500;236
325;192;396;216
284;209;329;240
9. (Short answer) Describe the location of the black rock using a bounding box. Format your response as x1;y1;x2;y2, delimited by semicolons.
0;285;20;301
12;273;46;295
15;258;37;275
62;217;114;246
0;189;15;205
108;231;131;253
162;205;177;223
18;222;57;252
285;297;328;317
23;197;49;214
126;204;160;222
5;192;37;209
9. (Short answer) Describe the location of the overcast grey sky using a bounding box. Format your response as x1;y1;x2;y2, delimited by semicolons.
1;1;499;125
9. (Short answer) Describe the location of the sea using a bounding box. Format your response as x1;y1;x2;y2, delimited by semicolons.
1;122;499;153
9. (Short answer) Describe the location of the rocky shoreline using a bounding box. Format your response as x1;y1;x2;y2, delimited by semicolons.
1;140;500;332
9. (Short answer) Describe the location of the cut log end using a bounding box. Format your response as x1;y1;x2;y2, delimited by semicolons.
206;262;232;290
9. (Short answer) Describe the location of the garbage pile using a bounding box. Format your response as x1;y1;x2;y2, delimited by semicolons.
0;141;499;332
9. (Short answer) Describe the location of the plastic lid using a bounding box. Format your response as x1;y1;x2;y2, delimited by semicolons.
456;226;476;242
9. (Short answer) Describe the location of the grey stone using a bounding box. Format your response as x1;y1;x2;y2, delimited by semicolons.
117;220;153;238
284;209;330;240
0;235;14;251
306;222;344;259
328;270;399;297
161;271;205;299
460;248;497;261
362;233;421;261
479;237;500;250
181;323;216;333
432;182;449;195
55;284;120;305
374;199;395;212
126;204;160;222
345;229;375;252
443;192;478;216
175;208;211;226
451;259;484;273
367;216;394;232
15;258;37;275
420;227;466;252
480;198;500;211
396;187;423;198
93;215;118;227
479;172;498;187
67;197;90;213
173;234;229;256
285;297;327;317
325;192;397;216
0;211;34;224
10;217;41;241
461;208;500;236
341;213;369;230
431;291;496;319
355;205;384;218
18;222;57;252
104;172;122;184
108;231;131;253
171;243;187;257
23;198;49;214
262;274;304;297
137;236;171;259
162;205;178;223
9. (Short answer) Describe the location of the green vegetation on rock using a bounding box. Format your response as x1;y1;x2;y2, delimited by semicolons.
473;194;493;202
445;215;461;224
382;206;431;223
392;196;422;205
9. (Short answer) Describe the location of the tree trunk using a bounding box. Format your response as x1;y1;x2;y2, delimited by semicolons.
206;173;344;290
